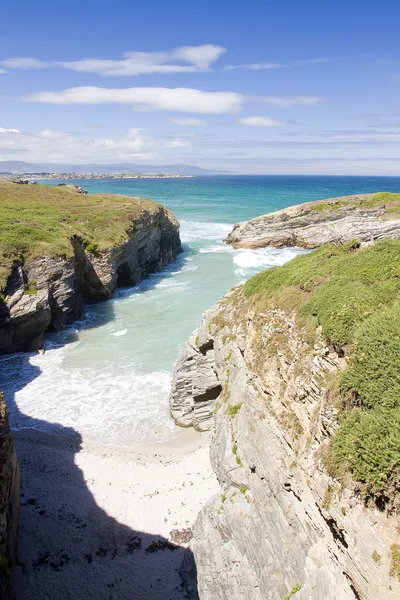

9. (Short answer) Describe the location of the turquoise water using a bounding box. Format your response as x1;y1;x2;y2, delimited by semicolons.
2;176;400;444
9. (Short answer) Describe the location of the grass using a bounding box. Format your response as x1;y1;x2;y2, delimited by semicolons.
282;583;302;600
372;550;382;564
243;238;400;501
321;485;334;510
228;403;242;419
309;192;400;216
390;544;400;581
0;182;168;288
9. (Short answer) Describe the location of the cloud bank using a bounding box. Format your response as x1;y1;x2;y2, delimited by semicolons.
0;126;191;163
26;86;244;114
237;116;294;127
224;58;328;71
1;45;226;76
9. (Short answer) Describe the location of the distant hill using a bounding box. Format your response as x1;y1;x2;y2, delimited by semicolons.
0;161;225;176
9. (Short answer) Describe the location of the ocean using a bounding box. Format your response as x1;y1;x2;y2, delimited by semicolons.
2;175;400;444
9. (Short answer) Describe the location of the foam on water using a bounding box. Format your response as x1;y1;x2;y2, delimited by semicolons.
199;244;234;254
0;212;306;446
0;349;175;445
113;329;128;337
180;220;233;242
233;247;307;278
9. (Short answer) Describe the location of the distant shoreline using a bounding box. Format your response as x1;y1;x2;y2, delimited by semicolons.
0;173;194;181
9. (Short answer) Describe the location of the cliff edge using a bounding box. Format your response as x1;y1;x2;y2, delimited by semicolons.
170;239;400;600
0;393;20;600
225;192;400;249
0;183;181;353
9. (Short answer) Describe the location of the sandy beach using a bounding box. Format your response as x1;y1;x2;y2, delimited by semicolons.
13;427;218;600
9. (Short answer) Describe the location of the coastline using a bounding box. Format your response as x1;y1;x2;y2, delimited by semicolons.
13;426;217;600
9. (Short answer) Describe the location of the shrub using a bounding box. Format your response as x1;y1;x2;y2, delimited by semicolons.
327;407;400;490
390;544;400;581
283;583;302;600
228;403;243;419
340;304;400;410
243;238;400;500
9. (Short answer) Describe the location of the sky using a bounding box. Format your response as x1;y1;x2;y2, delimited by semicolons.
1;0;400;174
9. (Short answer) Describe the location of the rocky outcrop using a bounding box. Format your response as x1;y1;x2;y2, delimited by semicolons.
169;332;222;432
0;204;181;354
57;183;88;194
0;393;20;600
170;289;400;600
226;193;400;249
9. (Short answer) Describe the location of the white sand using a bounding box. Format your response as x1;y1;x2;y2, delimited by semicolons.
13;428;218;600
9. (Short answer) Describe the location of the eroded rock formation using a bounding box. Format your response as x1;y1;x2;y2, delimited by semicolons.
225;193;400;249
0;205;181;354
170;289;400;600
0;393;20;600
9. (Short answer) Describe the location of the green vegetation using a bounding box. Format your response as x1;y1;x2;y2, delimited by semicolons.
244;239;400;347
239;484;248;494
321;485;334;510
310;192;400;216
228;402;243;419
372;550;382;564
243;238;400;501
0;182;164;287
282;583;302;600
25;280;37;295
278;410;303;438
195;335;199;347
211;313;231;332
232;440;243;466
390;544;400;581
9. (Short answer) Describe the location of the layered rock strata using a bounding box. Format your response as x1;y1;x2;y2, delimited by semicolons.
0;205;181;354
0;393;20;600
226;193;400;249
170;290;400;600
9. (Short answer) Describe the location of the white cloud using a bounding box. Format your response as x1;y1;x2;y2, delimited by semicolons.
237;116;293;127
255;95;324;107
25;86;243;114
224;58;327;71
1;57;51;69
170;118;206;126
224;62;283;71
1;45;226;76
0;126;192;163
0;68;6;74
294;58;328;65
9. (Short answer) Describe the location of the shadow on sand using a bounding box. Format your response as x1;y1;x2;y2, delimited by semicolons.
0;248;200;600
0;355;198;600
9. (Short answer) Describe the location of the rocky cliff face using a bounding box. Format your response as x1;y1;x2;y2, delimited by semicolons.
0;393;20;600
225;193;400;249
170;288;400;600
0;205;181;354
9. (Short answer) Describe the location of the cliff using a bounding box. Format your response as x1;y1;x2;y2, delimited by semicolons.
225;192;400;249
170;239;400;600
0;394;20;600
0;183;181;353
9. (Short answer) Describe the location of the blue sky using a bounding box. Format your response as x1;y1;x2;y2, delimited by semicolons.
1;0;400;174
